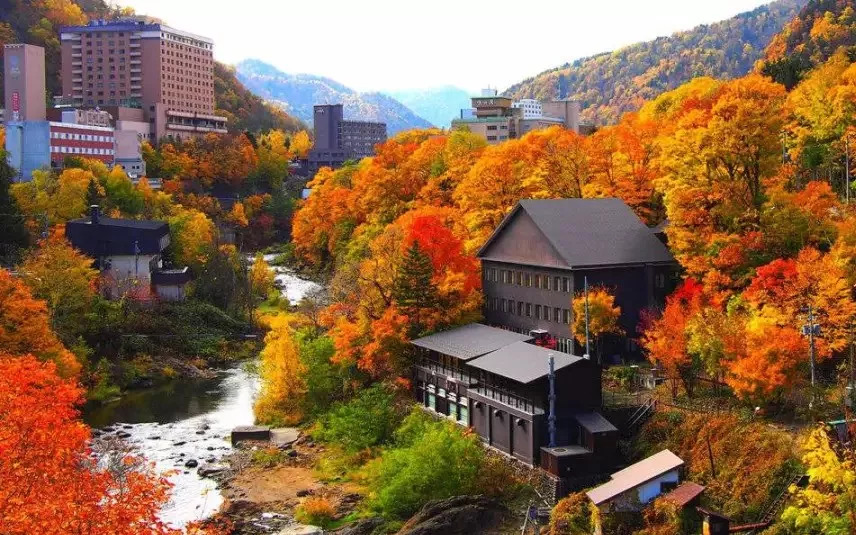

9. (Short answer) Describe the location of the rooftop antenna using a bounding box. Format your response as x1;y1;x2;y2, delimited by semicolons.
548;353;556;448
584;276;591;361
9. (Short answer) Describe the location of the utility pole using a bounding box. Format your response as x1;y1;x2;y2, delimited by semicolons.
547;354;556;448
802;306;819;409
846;135;851;204
584;276;591;361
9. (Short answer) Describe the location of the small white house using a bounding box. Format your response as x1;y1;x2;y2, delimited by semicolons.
66;205;189;301
586;449;684;513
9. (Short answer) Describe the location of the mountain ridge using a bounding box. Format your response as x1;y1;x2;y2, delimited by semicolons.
505;0;808;125
235;59;433;134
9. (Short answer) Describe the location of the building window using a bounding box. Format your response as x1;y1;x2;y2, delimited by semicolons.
564;309;571;325
525;273;532;287
563;277;571;292
555;276;562;292
553;307;560;323
655;273;665;288
535;305;541;319
526;303;532;317
515;271;522;285
501;299;507;312
517;302;523;316
545;276;552;291
458;398;469;424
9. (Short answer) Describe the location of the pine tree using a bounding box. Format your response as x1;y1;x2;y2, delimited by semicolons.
85;177;102;208
0;151;29;265
392;240;437;334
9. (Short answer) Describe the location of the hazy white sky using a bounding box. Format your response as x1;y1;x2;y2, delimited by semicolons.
119;0;773;93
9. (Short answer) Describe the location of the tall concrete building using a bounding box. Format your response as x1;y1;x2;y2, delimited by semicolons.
4;44;51;180
59;18;226;142
307;104;387;175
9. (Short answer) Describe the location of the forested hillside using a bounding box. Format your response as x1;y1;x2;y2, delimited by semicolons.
0;0;302;133
505;0;806;124
760;0;856;88
235;59;432;133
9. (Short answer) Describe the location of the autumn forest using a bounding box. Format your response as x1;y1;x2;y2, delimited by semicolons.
5;0;856;533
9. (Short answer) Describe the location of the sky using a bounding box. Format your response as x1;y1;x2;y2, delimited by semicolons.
119;0;775;93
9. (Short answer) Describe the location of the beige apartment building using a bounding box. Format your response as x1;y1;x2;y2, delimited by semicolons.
59;18;226;142
452;92;582;145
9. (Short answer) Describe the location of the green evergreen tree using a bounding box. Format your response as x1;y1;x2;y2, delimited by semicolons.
392;241;437;335
85;177;102;209
0;151;30;265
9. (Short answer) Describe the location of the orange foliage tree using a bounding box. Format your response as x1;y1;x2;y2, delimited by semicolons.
0;269;79;376
0;354;174;534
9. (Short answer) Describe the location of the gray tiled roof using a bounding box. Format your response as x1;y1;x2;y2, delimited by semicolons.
410;324;533;361
479;198;674;268
574;412;618;434
467;341;585;383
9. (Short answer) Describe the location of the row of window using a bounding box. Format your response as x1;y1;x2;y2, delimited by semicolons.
51;146;114;155
485;268;572;292
487;297;572;324
424;384;469;425
51;132;112;142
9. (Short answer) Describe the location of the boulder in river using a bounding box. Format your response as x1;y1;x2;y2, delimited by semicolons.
197;464;225;477
278;525;323;535
184;459;199;468
396;495;506;535
231;425;271;445
330;517;384;535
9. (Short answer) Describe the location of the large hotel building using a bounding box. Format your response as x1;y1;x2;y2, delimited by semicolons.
59;18;226;141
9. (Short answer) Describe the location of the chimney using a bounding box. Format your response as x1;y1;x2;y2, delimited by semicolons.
90;205;100;224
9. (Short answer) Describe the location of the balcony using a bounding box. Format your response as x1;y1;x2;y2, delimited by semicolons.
129;42;140;48
130;68;141;73
471;385;541;415
130;59;141;65
130;76;141;82
416;357;476;386
167;123;195;132
130;51;141;57
72;69;82;74
72;61;82;67
72;43;82;49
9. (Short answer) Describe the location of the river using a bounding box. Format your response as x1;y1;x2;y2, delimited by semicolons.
84;263;321;528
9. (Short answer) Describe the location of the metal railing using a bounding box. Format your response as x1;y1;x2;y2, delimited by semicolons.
417;358;475;385
474;385;539;414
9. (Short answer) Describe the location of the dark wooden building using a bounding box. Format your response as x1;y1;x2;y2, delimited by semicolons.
412;324;618;469
477;198;677;359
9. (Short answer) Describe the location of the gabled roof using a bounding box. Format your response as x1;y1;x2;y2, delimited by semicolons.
586;449;684;505
662;481;705;507
66;215;169;257
477;199;674;268
410;324;533;361
467;341;586;384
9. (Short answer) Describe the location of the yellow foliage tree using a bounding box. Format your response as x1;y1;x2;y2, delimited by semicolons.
250;253;276;300
572;286;622;361
254;314;307;426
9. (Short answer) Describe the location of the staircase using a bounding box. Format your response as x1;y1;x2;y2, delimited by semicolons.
738;473;807;533
623;397;656;437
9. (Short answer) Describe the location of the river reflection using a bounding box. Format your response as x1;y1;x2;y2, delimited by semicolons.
84;374;227;428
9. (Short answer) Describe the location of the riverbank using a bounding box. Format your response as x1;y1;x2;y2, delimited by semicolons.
204;432;365;534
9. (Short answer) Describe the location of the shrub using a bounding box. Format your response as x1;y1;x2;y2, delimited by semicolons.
315;384;405;452
251;447;287;468
295;496;337;528
364;412;488;519
550;492;594;535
